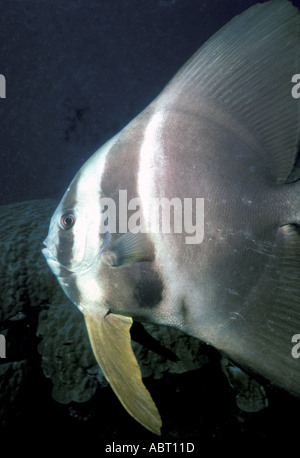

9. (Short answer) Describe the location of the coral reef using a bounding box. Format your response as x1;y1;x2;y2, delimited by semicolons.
37;302;106;405
0;199;208;425
0;360;28;426
0;200;58;322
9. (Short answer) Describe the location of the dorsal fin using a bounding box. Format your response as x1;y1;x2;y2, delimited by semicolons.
160;0;300;183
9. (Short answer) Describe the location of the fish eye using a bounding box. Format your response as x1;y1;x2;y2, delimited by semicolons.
60;213;76;230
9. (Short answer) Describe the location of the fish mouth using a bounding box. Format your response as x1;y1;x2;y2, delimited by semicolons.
41;239;94;277
42;244;75;278
41;244;53;262
41;249;56;264
41;241;57;264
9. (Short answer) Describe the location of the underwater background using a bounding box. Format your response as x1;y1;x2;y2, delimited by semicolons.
1;0;300;450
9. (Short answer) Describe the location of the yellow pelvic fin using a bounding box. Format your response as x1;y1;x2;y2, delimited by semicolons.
84;312;162;435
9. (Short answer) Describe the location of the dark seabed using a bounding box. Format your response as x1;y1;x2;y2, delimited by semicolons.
1;0;300;452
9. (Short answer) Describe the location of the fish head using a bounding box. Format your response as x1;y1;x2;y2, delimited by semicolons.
43;201;87;274
42;140;118;313
42;201;103;309
42;132;159;320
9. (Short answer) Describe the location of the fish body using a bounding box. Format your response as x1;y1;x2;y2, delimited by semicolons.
43;0;300;435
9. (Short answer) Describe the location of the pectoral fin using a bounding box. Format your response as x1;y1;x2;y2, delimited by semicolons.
84;311;162;435
102;232;155;267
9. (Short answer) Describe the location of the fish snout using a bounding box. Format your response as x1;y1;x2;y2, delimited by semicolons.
41;238;60;271
42;237;48;247
41;237;53;259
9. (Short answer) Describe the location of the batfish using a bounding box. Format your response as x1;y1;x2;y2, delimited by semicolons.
42;0;300;435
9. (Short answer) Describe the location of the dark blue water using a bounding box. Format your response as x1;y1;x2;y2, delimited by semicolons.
3;0;296;206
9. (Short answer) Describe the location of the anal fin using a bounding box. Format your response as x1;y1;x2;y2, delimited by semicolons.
85;311;162;435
